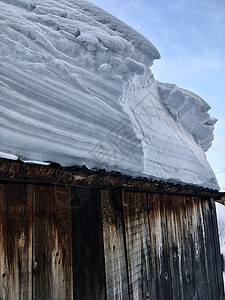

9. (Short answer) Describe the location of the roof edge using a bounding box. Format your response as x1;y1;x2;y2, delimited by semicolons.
0;158;220;198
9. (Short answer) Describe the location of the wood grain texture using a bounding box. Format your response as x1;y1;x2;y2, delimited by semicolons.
207;198;224;300
164;194;184;300
72;187;106;300
0;184;33;300
32;185;73;300
0;183;224;299
122;192;152;300
0;158;220;199
148;194;224;300
148;194;173;300
0;184;8;300
101;189;129;300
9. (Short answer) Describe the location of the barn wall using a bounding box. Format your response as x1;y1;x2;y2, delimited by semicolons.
0;183;224;300
101;190;224;300
0;184;73;300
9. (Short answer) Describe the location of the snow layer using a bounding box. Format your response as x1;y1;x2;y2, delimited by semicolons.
216;174;225;192
0;0;219;189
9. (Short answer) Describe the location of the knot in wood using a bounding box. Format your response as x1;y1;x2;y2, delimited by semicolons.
33;261;38;269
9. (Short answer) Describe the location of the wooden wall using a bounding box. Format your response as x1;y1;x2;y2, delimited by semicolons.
0;183;224;299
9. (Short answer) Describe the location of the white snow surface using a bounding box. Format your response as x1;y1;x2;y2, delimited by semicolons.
217;174;225;192
0;0;219;189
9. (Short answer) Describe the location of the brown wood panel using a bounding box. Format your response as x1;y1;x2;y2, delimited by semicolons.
162;195;224;300
164;195;212;300
210;198;225;299
72;187;106;300
122;192;152;300
148;194;172;300
186;196;211;300
0;158;220;199
0;184;8;300
100;189;129;300
196;197;213;300
172;196;197;300
202;198;224;300
0;184;33;300
32;185;73;300
0;182;223;300
164;194;185;300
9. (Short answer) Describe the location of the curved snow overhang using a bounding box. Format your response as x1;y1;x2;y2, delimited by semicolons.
157;81;217;152
0;0;218;190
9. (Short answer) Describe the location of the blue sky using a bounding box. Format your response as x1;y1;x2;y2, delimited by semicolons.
91;0;225;189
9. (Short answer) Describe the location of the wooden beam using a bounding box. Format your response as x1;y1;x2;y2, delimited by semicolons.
0;158;219;197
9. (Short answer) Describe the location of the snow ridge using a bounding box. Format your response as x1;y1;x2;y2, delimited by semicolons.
0;0;219;189
121;71;218;189
157;82;217;152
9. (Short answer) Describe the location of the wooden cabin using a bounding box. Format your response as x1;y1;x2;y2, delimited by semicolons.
0;158;224;299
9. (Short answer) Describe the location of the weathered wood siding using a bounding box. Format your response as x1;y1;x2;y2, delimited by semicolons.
0;183;224;299
101;191;224;300
101;189;129;300
0;184;73;300
33;185;73;300
72;187;106;300
0;184;33;300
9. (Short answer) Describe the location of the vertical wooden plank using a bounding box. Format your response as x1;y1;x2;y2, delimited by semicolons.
174;196;196;300
0;184;8;300
165;195;213;300
210;198;225;299
164;194;184;300
187;197;211;300
100;189;129;300
33;185;73;300
0;184;33;300
72;187;106;300
122;191;152;300
148;194;172;300
202;198;224;300
196;197;213;299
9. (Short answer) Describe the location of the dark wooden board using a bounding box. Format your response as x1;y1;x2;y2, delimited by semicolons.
0;182;224;299
0;184;7;300
148;194;173;300
164;195;211;300
163;194;185;300
0;184;33;300
206;198;224;300
0;158;219;199
32;185;73;300
100;189;129;300
122;192;152;300
72;187;106;300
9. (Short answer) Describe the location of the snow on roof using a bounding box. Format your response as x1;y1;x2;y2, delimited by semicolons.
0;0;219;190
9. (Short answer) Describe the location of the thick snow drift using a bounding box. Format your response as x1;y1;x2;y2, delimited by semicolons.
0;0;219;189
